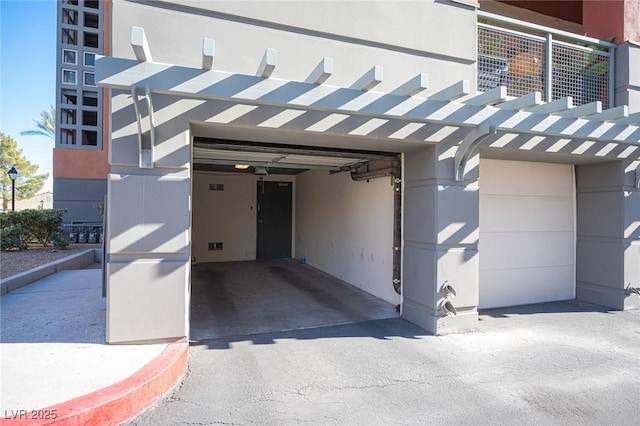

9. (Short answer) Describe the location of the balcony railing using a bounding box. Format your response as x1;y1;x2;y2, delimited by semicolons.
477;11;615;108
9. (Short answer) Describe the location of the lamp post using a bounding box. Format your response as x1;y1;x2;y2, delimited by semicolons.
7;166;18;212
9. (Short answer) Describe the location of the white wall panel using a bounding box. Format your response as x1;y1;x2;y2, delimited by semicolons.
296;170;398;305
479;159;575;309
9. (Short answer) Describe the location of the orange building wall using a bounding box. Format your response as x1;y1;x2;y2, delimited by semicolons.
53;148;110;179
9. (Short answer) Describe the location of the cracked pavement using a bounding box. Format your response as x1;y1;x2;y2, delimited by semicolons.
128;301;640;425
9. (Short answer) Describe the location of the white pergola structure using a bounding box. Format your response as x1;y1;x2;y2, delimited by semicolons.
97;28;640;343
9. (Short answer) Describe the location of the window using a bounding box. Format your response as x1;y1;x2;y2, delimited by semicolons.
62;8;77;25
63;0;78;5
83;32;98;48
82;110;97;126
83;72;95;86
62;49;77;65
61;89;77;104
62;69;77;85
61;108;77;125
84;12;99;28
82;91;98;106
81;130;98;146
84;0;99;9
84;52;95;67
62;28;77;45
60;128;76;145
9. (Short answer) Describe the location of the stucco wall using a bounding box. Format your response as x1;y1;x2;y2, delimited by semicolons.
295;170;398;306
192;172;295;263
110;0;477;94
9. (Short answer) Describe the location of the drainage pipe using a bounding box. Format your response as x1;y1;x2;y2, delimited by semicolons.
351;165;402;295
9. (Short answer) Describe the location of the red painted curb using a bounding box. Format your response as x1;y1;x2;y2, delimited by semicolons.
2;342;188;425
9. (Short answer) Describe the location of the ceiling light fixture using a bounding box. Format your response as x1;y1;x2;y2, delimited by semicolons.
234;164;250;170
253;166;268;175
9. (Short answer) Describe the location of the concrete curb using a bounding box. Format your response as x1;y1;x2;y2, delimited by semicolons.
0;249;99;296
3;342;189;425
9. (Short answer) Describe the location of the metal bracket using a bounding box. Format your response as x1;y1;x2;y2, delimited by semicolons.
454;125;496;181
131;85;155;169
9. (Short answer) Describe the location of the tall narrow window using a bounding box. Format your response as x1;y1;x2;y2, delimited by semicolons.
83;32;98;48
62;69;77;85
82;91;98;106
84;52;95;67
62;28;77;45
84;12;99;28
60;128;76;145
82;110;97;126
83;72;95;86
62;8;78;25
61;89;77;104
81;130;98;146
61;108;77;125
62;49;77;65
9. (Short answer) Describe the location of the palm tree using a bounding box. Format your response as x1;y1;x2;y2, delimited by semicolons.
21;105;56;139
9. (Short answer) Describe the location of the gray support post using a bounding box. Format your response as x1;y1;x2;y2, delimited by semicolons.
402;143;479;335
576;160;640;310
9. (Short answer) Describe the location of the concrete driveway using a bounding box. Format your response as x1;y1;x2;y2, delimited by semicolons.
129;300;640;425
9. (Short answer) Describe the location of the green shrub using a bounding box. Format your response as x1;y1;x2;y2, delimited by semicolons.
52;230;70;250
1;224;27;251
0;209;66;249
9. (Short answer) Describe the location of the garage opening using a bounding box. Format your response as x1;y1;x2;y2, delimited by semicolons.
479;158;576;309
190;138;402;340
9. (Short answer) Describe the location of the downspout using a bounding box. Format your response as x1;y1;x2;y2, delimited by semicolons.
351;165;402;295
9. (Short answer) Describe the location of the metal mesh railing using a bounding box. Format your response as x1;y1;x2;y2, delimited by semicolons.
552;41;610;107
478;26;546;99
477;14;614;109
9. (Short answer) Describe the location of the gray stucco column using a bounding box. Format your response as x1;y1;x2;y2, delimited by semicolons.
105;93;192;344
576;160;640;310
402;144;479;334
615;41;640;111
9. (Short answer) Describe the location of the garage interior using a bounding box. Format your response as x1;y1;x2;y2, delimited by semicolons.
190;138;402;340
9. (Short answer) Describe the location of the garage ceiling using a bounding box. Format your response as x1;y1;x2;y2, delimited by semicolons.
193;139;399;175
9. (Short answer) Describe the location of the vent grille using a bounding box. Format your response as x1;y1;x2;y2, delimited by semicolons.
209;183;224;191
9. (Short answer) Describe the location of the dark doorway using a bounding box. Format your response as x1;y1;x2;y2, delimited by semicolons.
257;181;292;259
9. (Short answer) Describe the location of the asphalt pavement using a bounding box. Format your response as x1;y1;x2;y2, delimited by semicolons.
129;300;640;425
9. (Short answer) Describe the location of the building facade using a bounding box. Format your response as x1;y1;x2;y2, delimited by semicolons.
54;0;110;222
92;0;640;343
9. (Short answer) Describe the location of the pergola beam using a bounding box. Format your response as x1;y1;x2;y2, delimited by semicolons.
96;56;640;145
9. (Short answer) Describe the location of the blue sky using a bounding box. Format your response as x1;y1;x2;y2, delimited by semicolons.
1;0;56;191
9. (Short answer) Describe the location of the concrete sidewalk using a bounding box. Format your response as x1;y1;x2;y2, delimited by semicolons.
0;268;187;424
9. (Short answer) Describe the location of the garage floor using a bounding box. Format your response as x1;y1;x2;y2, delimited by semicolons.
190;259;398;341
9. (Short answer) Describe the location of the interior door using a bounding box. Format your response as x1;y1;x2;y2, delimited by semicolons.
257;181;292;259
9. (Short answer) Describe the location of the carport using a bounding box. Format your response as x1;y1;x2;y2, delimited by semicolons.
97;30;640;344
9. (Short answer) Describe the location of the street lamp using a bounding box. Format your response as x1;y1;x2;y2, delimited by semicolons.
7;166;18;212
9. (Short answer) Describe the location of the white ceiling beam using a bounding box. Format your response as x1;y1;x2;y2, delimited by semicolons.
612;112;640;125
392;73;428;97
496;92;543;110
307;57;333;85
589;105;629;122
258;48;277;78
353;65;383;91
557;101;602;118
130;27;152;62
202;38;215;71
526;97;573;115
463;86;507;106
428;80;470;102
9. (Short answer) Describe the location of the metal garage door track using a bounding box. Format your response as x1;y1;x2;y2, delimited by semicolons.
190;259;398;341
